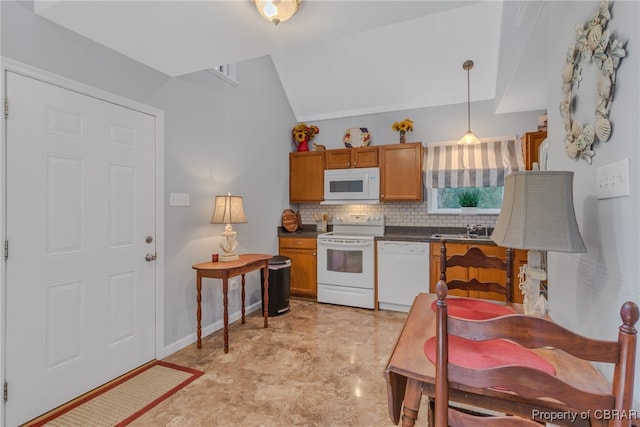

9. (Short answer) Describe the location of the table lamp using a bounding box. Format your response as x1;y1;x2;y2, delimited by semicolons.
491;171;586;316
210;193;247;262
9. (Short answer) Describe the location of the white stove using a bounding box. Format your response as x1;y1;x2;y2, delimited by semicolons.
318;214;385;240
317;215;384;309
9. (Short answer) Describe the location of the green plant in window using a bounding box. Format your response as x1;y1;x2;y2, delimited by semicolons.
458;189;481;207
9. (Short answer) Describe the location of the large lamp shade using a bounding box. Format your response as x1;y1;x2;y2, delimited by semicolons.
491;171;586;253
210;194;247;225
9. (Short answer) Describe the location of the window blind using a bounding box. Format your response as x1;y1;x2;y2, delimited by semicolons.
424;137;525;189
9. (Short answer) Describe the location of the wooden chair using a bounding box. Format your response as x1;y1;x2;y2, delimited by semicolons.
433;280;639;427
439;241;514;302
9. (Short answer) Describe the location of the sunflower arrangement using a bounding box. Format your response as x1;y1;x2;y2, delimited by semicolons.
392;119;414;133
392;119;414;143
291;123;320;145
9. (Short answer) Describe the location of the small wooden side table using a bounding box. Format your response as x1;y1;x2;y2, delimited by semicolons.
192;254;272;353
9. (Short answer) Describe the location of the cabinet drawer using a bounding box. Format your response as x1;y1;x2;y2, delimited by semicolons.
279;237;317;250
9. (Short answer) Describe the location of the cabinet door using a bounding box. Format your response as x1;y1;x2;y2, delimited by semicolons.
290;151;325;203
325;149;352;169
352;146;378;168
380;142;423;201
279;248;317;298
522;131;547;170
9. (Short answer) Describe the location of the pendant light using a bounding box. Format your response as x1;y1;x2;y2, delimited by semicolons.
458;60;480;145
253;0;301;25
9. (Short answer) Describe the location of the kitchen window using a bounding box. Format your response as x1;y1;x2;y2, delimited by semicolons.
427;187;503;214
424;136;524;214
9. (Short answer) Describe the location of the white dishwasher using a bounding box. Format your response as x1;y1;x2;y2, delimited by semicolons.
377;241;430;312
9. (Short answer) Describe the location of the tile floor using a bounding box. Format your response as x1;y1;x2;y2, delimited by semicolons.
131;299;432;426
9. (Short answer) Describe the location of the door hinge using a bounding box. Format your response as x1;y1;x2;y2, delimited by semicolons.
4;382;7;402
4;98;8;119
4;240;8;261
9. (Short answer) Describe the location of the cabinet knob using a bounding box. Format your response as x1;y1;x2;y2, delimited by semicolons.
295;241;302;245
347;162;350;166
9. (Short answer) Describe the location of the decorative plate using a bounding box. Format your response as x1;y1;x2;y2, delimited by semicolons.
343;127;371;148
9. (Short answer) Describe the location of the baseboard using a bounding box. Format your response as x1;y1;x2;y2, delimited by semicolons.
161;301;263;357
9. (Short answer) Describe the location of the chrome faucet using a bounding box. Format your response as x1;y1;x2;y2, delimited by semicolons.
466;224;490;236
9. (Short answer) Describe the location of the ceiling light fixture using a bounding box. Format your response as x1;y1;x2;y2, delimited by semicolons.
458;60;480;145
253;0;301;26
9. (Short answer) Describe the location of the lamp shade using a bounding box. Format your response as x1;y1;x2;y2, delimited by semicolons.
458;131;480;145
491;171;586;253
210;194;247;225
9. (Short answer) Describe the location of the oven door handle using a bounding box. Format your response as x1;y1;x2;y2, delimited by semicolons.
318;239;373;247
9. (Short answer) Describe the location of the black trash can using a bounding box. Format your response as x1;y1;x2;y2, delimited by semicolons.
260;255;291;316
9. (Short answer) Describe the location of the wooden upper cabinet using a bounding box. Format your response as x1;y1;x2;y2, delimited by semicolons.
380;142;423;202
289;151;325;203
325;146;378;169
352;146;378;168
522;131;547;170
325;149;352;169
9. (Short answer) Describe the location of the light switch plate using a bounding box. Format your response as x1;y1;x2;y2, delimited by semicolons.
597;158;630;199
169;192;190;206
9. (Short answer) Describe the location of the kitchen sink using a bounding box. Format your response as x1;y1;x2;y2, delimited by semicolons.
430;233;494;242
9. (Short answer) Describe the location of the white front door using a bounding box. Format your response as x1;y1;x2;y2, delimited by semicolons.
5;71;157;426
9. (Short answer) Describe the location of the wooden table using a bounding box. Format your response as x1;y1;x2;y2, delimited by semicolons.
192;254;272;353
384;293;612;427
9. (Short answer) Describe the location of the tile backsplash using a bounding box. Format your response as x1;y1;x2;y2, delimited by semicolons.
298;202;498;228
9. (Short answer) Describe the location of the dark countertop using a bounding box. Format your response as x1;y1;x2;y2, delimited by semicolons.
277;225;327;238
278;225;496;245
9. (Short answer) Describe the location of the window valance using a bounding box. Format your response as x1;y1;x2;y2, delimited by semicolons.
424;137;525;189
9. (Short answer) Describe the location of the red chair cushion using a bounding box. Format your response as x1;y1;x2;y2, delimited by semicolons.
424;335;555;375
431;298;515;320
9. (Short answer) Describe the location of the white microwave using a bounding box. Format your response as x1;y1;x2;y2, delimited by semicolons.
322;167;380;205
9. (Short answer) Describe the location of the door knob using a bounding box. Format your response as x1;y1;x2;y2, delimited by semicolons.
145;252;157;262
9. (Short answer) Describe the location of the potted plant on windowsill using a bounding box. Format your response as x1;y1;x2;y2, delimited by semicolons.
458;189;480;213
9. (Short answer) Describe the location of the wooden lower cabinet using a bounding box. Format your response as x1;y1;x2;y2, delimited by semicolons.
429;242;527;304
279;236;317;298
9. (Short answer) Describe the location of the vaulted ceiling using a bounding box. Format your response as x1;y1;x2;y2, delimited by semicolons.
34;0;548;122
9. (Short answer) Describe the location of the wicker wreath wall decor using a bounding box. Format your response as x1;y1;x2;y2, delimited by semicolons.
560;1;626;164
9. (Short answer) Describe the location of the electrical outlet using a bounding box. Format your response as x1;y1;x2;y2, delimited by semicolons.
597;159;630;200
169;193;190;206
229;278;239;291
